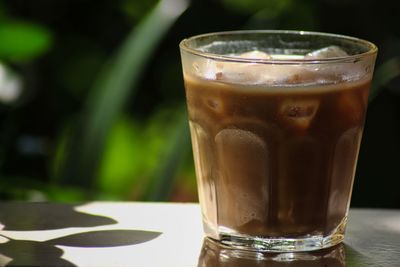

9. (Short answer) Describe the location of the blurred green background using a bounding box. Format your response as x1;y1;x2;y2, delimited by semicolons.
0;0;399;207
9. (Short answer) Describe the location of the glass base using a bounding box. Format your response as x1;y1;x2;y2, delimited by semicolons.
213;218;347;252
217;232;344;252
204;215;347;253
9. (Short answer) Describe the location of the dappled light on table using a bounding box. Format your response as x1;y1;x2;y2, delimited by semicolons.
0;202;202;267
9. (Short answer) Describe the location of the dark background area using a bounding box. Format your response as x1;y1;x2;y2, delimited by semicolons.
0;0;399;207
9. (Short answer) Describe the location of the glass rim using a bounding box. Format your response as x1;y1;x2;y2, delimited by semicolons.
179;30;378;65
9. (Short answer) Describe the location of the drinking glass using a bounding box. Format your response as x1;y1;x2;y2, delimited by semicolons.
179;30;377;252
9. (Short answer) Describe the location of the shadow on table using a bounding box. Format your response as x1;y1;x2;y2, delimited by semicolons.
0;202;117;230
197;238;381;267
0;203;161;267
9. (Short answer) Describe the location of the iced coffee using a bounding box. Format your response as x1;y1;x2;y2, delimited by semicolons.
180;31;377;252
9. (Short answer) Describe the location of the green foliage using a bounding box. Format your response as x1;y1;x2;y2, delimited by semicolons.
0;176;86;202
278;1;317;30
98;117;144;197
97;107;190;200
57;40;106;97
0;63;22;105
370;57;400;102
0;20;52;62
0;0;397;204
59;0;190;196
142;106;190;201
222;0;292;16
243;0;317;30
121;0;160;21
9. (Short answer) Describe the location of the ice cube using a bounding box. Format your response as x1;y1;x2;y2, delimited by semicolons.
236;50;272;59
305;45;348;59
214;62;262;83
203;96;225;115
215;129;269;226
190;59;221;80
215;61;305;85
279;99;320;131
329;127;360;223
215;51;275;84
192;50;273;84
336;91;364;126
192;51;270;81
194;50;320;85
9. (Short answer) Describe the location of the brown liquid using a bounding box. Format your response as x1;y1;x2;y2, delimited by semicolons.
185;75;370;238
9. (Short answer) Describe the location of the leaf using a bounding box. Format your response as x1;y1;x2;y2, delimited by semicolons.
59;0;190;188
0;20;52;61
0;63;22;104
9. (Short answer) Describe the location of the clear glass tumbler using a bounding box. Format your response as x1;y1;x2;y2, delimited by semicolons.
179;30;377;252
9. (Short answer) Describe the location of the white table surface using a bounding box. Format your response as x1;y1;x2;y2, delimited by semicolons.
0;202;399;267
0;202;203;267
